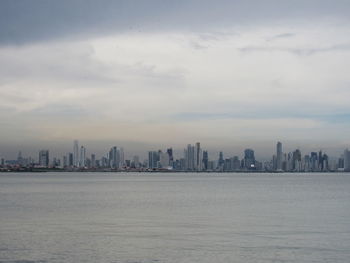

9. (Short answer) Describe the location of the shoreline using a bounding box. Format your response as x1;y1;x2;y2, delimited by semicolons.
0;168;348;174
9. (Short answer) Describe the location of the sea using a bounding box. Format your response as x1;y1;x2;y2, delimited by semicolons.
0;172;349;263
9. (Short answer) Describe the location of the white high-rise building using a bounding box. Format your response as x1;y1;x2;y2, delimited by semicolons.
185;144;195;171
73;140;79;167
159;151;170;168
80;146;86;167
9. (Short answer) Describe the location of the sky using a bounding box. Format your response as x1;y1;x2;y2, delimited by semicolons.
1;0;350;160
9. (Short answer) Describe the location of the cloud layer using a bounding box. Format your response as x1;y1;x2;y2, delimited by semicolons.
0;1;350;159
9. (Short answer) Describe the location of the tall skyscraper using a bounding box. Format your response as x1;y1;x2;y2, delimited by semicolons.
119;147;124;168
244;149;255;170
310;152;318;171
318;151;324;170
344;149;350;172
202;151;208;170
39;150;49;167
80;146;86;167
91;154;96;168
17;151;23;166
73;140;79;167
218;151;224;170
276;142;283;171
148;151;159;169
322;154;329;171
185;144;195;171
159;151;170;168
194;142;202;171
292;149;302;171
109;146;120;169
109;147;114;168
167;148;173;162
63;155;68;167
304;155;310;172
68;153;74;167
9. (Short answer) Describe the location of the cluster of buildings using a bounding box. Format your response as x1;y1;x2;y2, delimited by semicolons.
265;142;350;172
146;142;350;172
1;140;350;172
35;140;126;170
147;144;262;171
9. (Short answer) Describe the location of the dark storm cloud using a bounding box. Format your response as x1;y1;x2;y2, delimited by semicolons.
1;0;350;45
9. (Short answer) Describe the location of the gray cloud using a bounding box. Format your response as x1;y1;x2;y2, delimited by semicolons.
238;43;350;56
1;1;350;158
265;33;296;42
1;0;350;45
28;104;89;119
272;33;295;39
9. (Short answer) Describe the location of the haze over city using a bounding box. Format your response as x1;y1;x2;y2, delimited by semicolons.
1;0;350;159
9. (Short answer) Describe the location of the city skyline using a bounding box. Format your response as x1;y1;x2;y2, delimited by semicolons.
1;1;350;154
1;140;350;172
1;2;350;263
0;138;349;162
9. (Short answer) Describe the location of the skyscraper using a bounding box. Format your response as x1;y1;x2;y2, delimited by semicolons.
232;156;241;170
73;140;79;167
194;142;202;171
167;148;173;162
68;153;74;167
218;151;224;170
310;152;318;171
159;151;170;168
322;153;329;171
80;146;86;167
318;150;324;171
244;149;255;170
39;150;49;167
304;155;310;172
292;149;302;171
202;151;208;170
63;155;68;167
119;147;124;168
109;146;120;169
91;154;96;168
185;144;195;171
148;151;159;169
344;149;350;172
276;142;283;171
17;151;23;166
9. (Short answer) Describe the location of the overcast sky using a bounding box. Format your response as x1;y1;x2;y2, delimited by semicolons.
1;0;350;160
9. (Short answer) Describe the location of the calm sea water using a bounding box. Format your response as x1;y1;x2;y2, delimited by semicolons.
0;172;350;263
